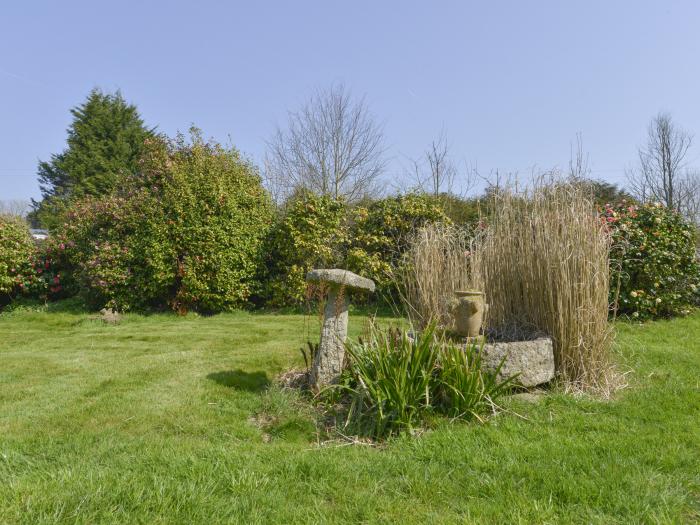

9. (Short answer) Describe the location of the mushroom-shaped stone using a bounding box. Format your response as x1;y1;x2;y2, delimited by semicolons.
306;269;375;388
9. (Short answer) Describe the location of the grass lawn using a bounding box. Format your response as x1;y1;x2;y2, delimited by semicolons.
1;303;698;524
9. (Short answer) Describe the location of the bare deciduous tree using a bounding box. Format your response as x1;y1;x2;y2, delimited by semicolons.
407;132;476;198
568;133;590;180
0;199;30;218
265;84;386;203
679;169;700;225
409;133;456;196
627;113;697;219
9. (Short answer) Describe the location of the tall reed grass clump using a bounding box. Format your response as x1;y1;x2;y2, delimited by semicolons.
470;182;615;394
399;223;472;328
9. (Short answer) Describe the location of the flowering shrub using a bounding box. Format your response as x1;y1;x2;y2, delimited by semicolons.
264;192;348;306
49;192;168;309
0;215;39;302
27;237;76;300
606;202;700;319
50;129;273;312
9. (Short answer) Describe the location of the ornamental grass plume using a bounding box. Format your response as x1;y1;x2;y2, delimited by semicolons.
470;180;617;395
399;223;472;329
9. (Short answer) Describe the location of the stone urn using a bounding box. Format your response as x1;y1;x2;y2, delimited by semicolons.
451;290;485;337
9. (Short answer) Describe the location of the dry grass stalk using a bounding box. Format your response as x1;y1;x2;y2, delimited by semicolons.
470;182;616;394
399;223;472;328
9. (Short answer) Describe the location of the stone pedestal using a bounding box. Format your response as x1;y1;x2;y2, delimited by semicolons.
310;287;350;387
306;269;375;390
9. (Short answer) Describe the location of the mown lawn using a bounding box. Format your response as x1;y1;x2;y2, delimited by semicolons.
0;303;698;524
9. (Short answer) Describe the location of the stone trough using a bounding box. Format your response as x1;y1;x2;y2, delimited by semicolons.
480;337;555;387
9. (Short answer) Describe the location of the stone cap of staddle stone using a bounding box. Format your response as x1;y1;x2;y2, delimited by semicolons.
306;269;376;292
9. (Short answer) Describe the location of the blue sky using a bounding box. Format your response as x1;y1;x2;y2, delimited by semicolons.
2;1;700;201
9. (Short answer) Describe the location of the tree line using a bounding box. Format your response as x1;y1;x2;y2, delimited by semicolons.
11;85;698;230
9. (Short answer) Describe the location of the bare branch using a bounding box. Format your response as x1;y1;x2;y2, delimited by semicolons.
0;199;31;218
627;112;694;216
265;84;386;203
406;131;475;198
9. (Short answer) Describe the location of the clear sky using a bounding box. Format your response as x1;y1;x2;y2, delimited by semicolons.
2;0;700;201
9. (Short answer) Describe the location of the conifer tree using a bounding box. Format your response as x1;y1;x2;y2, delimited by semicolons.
32;88;153;227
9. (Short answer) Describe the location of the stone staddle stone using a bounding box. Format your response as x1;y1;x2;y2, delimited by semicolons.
306;269;376;293
306;269;375;388
481;337;555;387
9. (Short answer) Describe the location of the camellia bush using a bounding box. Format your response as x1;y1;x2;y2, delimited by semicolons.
606;201;700;319
50;129;273;313
264;192;348;306
48;192;167;309
0;215;39;303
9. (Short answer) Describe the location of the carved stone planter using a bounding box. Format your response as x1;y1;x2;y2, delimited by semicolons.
451;290;485;337
481;337;555;387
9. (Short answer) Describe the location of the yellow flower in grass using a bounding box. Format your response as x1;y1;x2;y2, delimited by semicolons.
630;291;638;298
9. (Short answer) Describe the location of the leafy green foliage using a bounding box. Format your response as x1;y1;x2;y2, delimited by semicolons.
49;129;272;312
339;322;514;438
48;192;168;310
31;236;79;301
431;193;482;228
0;215;38;301
264;192;348;306
32;88;153;228
437;340;514;419
607;202;700;319
347;194;448;299
342;325;440;437
262;192;448;307
571;178;636;208
146;130;274;313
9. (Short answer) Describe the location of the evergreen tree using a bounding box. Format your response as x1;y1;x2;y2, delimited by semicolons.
32;88;153;227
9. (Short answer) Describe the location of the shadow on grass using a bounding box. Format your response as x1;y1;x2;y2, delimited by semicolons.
207;369;271;392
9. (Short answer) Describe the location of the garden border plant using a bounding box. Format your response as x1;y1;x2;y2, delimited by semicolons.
605;201;700;319
43;128;273;313
328;321;515;439
0;214;40;306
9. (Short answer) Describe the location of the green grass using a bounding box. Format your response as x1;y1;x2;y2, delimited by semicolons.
0;303;698;524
